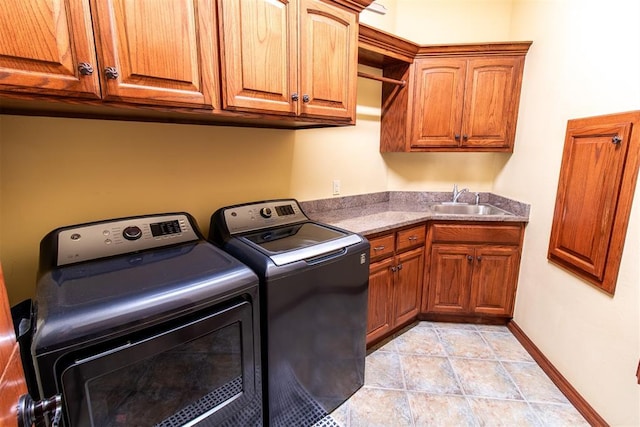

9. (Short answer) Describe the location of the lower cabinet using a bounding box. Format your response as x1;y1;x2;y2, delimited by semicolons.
423;222;525;320
366;225;425;346
365;221;525;346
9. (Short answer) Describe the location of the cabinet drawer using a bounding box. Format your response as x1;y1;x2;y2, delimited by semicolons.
396;225;426;252
369;234;395;260
431;223;522;245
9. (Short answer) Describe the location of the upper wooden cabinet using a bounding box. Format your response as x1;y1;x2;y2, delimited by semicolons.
356;26;531;152
548;111;640;295
0;0;101;98
0;0;218;108
90;0;219;108
1;0;369;127
218;0;357;122
410;56;524;151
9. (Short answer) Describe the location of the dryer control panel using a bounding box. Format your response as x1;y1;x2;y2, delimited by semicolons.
55;213;199;266
222;199;308;235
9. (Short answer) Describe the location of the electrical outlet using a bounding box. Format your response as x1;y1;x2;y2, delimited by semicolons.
332;179;341;195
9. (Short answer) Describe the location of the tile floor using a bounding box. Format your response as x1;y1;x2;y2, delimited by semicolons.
329;321;589;427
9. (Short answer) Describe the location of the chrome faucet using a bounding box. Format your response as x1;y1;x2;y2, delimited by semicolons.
452;184;468;203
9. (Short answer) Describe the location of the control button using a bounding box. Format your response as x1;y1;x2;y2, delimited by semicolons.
70;233;81;241
103;230;110;236
105;239;112;245
122;226;143;241
260;207;272;218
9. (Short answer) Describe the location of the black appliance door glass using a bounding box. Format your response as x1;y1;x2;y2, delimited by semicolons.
243;223;347;254
60;300;256;427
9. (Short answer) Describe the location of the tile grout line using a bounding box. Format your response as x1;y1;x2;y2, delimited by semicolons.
477;326;547;426
432;324;482;426
394;338;417;427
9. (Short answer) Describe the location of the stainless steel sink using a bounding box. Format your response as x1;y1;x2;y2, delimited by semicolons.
429;203;511;216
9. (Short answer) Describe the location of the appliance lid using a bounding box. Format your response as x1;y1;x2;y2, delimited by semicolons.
240;222;362;266
33;241;258;353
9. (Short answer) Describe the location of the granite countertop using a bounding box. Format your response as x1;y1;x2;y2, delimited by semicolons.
300;191;530;236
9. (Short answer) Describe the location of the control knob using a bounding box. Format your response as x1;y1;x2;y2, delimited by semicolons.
260;207;273;219
123;226;142;241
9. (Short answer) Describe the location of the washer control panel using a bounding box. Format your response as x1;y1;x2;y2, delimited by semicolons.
56;213;198;266
223;199;307;235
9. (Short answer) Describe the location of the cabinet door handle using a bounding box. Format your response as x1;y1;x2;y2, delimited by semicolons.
291;92;299;102
477;256;482;262
454;134;461;141
467;255;473;262
77;62;94;76
391;266;397;272
397;263;403;270
104;66;119;80
302;94;310;103
462;134;469;141
612;135;622;144
373;245;385;251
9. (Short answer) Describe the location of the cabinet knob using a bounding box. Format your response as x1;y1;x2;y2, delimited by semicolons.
302;94;310;103
454;134;461;141
612;135;622;144
397;263;403;270
391;266;397;272
467;255;473;262
462;134;469;141
104;66;119;80
373;245;385;251
477;256;482;262
291;92;299;102
77;62;94;76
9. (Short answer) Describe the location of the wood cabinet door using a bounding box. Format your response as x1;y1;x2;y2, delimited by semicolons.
469;246;519;316
394;247;424;326
410;58;466;148
299;0;357;120
0;0;100;98
90;0;218;108
218;0;297;114
548;115;637;293
461;57;523;150
0;264;28;427
426;244;472;314
366;257;394;345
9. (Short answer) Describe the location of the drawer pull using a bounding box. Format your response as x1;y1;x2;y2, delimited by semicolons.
373;245;386;251
408;235;418;241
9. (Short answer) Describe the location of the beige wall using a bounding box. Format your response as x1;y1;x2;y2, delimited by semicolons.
496;0;640;425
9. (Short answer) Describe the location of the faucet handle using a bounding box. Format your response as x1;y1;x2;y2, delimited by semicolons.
475;192;480;205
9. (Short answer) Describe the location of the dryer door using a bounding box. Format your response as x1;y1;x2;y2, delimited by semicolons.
55;299;260;426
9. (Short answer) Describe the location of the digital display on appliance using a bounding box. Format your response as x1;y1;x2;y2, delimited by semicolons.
275;205;295;216
150;220;182;237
